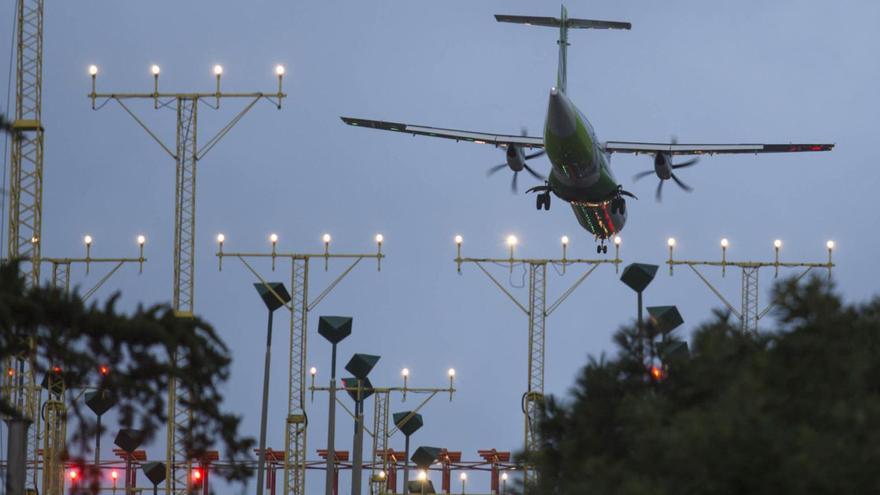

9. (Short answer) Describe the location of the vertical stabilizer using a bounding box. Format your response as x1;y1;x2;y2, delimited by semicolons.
495;6;631;93
558;5;569;92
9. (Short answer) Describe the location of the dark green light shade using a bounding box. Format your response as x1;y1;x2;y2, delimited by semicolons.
661;340;690;361
114;428;145;453
318;316;353;344
620;263;659;293
392;411;423;437
647;305;684;333
254;282;291;312
411;446;442;468
142;461;167;486
85;389;116;416
342;377;374;402
407;480;436;493
345;353;380;379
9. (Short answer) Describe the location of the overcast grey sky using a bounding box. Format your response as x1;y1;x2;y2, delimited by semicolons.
2;0;879;493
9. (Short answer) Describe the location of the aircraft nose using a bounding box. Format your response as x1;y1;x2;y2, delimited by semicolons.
547;88;577;137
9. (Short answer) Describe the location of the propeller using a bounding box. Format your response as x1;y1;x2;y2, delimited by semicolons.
486;127;546;193
632;136;699;202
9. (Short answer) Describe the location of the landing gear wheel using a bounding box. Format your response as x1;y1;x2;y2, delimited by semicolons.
596;245;602;254
543;193;551;210
603;245;608;254
536;195;543;210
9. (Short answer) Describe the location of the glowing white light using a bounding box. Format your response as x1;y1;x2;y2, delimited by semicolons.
275;65;285;76
460;473;468;481
309;367;317;376
401;368;410;377
151;65;160;76
448;368;456;378
667;237;676;247
322;233;332;244
826;240;835;250
216;233;225;243
561;235;569;246
270;233;278;243
84;235;93;246
417;471;427;482
378;471;386;479
213;64;223;76
774;239;782;249
501;473;508;481
454;234;463;245
614;235;622;246
137;235;146;245
506;235;518;247
721;238;729;248
88;65;98;76
375;234;384;243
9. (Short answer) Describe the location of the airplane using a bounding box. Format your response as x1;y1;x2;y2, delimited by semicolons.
341;6;833;254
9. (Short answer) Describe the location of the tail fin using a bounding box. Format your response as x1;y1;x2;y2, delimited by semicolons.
495;5;631;93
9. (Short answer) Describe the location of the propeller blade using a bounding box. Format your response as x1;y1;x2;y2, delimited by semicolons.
511;171;519;193
670;173;693;192
487;163;508;177
655;180;664;202
672;158;699;169
633;170;655;182
524;150;546;160
523;164;546;181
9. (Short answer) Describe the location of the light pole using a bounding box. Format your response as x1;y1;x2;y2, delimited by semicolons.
501;472;508;495
318;316;353;495
619;262;659;361
343;353;380;495
113;429;145;495
459;472;467;495
84;389;116;486
142;462;166;495
411;447;440;495
254;282;292;495
392;412;423;492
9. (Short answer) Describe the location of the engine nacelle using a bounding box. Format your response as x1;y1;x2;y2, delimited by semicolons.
653;152;672;180
506;145;526;172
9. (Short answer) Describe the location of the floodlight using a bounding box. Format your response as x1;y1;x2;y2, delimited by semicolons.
151;65;160;76
142;461;167;487
646;305;684;333
345;353;380;380
341;376;374;402
213;64;223;76
89;65;98;76
85;389;116;416
393;411;424;437
411;446;442;468
253;282;291;312
620;263;658;293
318;316;353;344
113;428;145;453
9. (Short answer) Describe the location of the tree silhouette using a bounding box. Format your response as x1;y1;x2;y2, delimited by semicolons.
528;276;880;494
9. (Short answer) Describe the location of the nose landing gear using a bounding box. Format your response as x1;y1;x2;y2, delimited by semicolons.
596;242;608;254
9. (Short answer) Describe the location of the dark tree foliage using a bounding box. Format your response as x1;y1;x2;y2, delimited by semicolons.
528;276;880;495
0;261;254;482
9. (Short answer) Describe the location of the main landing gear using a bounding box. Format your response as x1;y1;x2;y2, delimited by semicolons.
596;243;608;254
527;183;552;211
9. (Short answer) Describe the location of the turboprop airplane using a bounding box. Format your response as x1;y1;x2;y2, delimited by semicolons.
342;6;833;253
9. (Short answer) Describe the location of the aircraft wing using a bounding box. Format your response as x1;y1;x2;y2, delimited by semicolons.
341;117;544;149
603;141;834;155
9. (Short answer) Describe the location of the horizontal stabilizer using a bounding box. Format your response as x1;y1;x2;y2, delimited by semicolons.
494;15;631;30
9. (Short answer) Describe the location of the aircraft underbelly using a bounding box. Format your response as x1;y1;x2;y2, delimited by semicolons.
571;200;626;239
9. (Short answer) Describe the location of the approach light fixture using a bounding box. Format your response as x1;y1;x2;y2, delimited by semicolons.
137;235;146;246
826;240;835;250
323;233;332;244
84;235;93;246
375;234;384;244
418;470;427;482
213;64;223;76
270;233;278;244
774;239;783;249
88;65;98;76
667;237;676;247
151;64;160;76
217;233;225;244
614;235;622;246
506;235;518;247
310;366;317;376
402;368;410;377
561;235;569;246
275;64;285;76
721;238;729;248
454;234;463;245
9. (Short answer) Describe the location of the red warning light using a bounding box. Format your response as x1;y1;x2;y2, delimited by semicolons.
111;470;119;481
649;365;664;381
52;365;62;374
192;469;202;481
6;368;13;377
99;365;110;375
68;469;79;481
